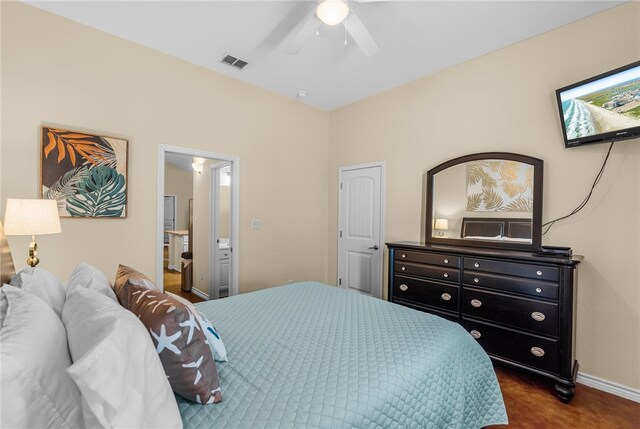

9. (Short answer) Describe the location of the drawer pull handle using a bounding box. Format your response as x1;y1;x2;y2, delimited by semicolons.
401;253;406;259
531;347;545;357
441;293;452;301
443;273;449;278
399;284;409;292
535;287;542;293
470;330;481;339
470;299;482;308
536;270;543;276
401;266;406;271
444;258;449;264
474;262;480;268
473;277;480;283
531;312;546;322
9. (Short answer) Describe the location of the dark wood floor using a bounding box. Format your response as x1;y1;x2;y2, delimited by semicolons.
163;246;203;304
163;268;204;303
489;365;640;428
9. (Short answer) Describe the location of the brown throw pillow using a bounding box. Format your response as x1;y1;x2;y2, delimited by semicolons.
120;282;222;404
113;264;158;308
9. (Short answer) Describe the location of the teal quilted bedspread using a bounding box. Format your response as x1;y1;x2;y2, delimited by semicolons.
177;282;507;428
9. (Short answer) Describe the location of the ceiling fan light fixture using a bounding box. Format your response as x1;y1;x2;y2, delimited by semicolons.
316;0;349;26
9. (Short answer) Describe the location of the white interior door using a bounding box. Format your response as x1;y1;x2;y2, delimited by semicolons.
337;163;384;298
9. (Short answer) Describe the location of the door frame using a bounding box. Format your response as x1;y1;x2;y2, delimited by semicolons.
209;161;231;299
157;144;240;297
337;161;385;298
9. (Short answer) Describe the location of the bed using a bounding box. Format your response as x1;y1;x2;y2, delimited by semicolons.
0;222;506;428
178;282;507;428
461;217;532;242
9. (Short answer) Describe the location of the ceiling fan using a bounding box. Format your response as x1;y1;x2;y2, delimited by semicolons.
286;0;382;57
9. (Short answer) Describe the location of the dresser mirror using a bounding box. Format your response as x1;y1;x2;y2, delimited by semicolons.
426;152;543;251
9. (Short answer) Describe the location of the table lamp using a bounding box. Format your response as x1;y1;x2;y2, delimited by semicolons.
434;218;449;237
3;199;61;267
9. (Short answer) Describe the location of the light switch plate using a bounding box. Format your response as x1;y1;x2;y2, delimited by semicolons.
251;219;262;230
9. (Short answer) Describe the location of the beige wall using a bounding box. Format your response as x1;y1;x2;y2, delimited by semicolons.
328;3;640;389
0;2;2;218
0;2;329;290
164;163;193;231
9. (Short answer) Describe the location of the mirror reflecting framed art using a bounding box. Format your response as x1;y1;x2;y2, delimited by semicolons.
425;152;543;251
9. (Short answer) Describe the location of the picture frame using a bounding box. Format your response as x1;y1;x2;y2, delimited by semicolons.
40;126;129;218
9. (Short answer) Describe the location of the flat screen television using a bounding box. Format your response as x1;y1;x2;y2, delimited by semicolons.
556;60;640;148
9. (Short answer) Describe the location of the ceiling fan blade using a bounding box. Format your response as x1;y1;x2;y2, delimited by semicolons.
343;13;380;57
285;12;321;55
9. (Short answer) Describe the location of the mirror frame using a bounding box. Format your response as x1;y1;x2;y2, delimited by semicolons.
426;152;543;251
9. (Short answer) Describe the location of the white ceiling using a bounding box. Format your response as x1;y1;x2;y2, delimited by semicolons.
165;152;196;172
26;1;626;111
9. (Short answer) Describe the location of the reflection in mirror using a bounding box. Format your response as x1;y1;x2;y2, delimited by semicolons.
426;153;542;251
164;153;233;300
431;160;533;243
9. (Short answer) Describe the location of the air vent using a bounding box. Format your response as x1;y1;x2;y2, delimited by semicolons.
221;54;249;70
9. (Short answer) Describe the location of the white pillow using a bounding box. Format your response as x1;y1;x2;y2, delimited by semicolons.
0;285;8;327
67;262;118;301
0;285;83;428
10;267;66;319
63;286;182;429
167;292;228;362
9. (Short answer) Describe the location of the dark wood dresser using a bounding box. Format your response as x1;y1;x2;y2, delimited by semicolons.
387;241;582;402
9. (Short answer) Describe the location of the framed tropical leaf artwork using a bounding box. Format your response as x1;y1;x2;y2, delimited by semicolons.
40;126;128;218
466;160;533;212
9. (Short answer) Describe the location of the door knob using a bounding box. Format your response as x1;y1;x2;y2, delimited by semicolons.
369;245;379;250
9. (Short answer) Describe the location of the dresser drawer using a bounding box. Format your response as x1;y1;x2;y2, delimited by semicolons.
462;318;558;374
462;287;558;336
395;250;460;268
395;261;459;283
393;299;459;323
393;275;459;313
463;271;558;299
464;257;559;282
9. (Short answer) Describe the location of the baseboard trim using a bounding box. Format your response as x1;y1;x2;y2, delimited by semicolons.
577;372;640;403
191;288;209;301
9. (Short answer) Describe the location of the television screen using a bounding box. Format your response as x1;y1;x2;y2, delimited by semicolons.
556;61;640;147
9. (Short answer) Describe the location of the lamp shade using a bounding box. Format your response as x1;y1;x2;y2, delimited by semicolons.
434;218;449;231
316;0;349;26
191;162;204;174
3;199;62;236
220;168;231;187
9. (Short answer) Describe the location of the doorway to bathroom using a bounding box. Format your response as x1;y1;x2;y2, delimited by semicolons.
157;144;239;300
